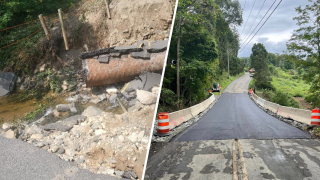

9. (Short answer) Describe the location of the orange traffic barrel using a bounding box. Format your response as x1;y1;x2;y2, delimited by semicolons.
155;112;172;136
311;108;320;125
209;90;212;93
250;88;252;94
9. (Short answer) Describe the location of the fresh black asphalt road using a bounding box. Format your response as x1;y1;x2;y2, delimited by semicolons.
172;74;310;141
145;73;318;180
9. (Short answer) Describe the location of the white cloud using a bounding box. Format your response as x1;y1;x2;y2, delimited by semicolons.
236;0;311;57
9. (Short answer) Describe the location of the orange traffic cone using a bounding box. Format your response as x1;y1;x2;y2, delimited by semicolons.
250;88;252;94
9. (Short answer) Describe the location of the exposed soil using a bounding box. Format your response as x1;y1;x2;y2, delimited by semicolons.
294;97;312;110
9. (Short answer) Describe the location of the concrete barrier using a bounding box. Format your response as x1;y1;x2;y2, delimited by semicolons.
190;103;205;117
252;93;258;102
168;95;215;129
202;98;212;109
277;106;312;125
168;108;193;129
210;95;215;103
264;101;280;113
257;97;266;107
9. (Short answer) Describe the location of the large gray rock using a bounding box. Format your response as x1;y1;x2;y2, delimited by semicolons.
82;106;103;117
0;72;17;97
43;115;86;132
56;104;70;112
136;90;157;105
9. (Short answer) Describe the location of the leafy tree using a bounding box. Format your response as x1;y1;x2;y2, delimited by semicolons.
286;0;320;107
159;0;243;112
250;43;271;88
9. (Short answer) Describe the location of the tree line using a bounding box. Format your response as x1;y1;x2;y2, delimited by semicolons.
159;0;245;112
248;0;319;108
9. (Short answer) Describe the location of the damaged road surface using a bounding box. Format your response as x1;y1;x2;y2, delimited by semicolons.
145;139;320;180
146;73;320;180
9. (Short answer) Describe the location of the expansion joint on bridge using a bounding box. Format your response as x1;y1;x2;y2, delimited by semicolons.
233;139;249;180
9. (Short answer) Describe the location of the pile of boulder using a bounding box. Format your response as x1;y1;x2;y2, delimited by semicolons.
0;85;159;179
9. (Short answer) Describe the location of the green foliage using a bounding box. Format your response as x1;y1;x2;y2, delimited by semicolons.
250;43;272;89
286;0;320;108
0;0;77;29
159;0;243;112
24;104;45;122
272;91;299;108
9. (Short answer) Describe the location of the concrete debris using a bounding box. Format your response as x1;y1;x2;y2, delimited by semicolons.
0;72;17;97
81;106;103;117
136;90;157;105
148;40;168;53
106;86;118;94
4;129;17;139
98;54;110;63
2;123;12;132
121;72;161;99
43;115;86;132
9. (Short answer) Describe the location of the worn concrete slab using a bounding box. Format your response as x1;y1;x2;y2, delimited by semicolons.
130;41;150;59
43;115;86;132
98;54;110;63
0;72;16;97
0;136;119;180
148;40;168;53
121;72;161;99
145;140;233;180
241;139;320;180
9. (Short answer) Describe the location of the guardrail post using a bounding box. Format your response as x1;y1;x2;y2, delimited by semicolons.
39;14;50;40
58;9;69;50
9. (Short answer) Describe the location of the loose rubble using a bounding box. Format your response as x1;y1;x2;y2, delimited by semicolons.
1;84;160;179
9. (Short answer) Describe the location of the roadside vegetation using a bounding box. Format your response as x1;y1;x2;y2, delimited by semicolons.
159;0;245;113
248;0;319;110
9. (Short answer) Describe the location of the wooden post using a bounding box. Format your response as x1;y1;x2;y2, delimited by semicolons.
39;14;50;40
104;0;111;19
58;9;69;50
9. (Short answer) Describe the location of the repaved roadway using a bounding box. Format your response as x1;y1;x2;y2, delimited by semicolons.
172;74;310;141
145;73;320;180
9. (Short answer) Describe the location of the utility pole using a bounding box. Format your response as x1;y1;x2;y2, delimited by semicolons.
226;43;232;79
177;17;182;100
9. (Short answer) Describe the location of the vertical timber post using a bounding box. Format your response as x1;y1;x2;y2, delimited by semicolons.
39;14;50;40
104;0;111;19
58;9;69;50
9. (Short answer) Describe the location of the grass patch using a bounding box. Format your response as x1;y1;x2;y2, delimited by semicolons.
24;104;46;122
254;68;311;109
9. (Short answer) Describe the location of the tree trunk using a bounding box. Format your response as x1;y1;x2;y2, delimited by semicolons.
177;17;182;100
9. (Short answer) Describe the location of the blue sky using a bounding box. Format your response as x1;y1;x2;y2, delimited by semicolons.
237;0;312;57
